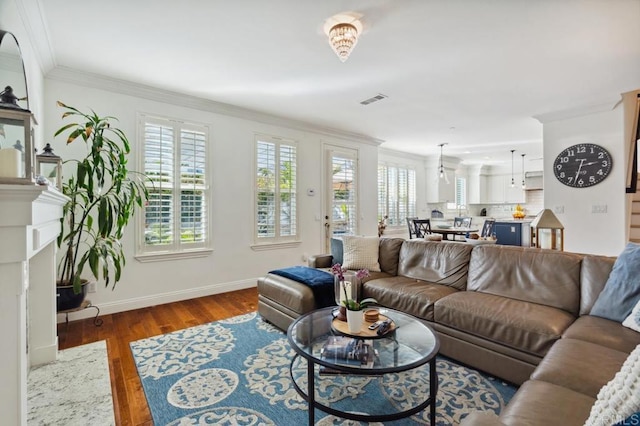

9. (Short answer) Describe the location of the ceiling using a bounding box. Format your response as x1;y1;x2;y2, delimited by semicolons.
35;0;640;167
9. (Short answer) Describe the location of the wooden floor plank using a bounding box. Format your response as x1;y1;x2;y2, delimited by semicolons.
56;287;259;425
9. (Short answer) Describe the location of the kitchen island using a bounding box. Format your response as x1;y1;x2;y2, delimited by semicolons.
494;220;532;246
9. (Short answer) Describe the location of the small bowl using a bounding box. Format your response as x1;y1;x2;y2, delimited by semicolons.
364;308;379;322
436;225;452;229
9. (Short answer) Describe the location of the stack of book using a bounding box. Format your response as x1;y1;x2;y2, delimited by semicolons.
319;336;376;374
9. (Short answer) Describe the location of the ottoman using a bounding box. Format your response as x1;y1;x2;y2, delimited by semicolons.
257;273;319;331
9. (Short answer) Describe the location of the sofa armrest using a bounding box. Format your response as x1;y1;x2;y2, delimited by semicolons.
308;254;332;268
459;411;506;426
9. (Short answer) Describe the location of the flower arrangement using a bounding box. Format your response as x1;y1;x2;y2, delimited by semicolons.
331;263;377;311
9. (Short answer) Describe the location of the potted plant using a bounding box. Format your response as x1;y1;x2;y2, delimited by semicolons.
331;264;377;332
55;101;148;311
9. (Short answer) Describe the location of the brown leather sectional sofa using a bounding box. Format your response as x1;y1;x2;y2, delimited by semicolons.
257;238;640;425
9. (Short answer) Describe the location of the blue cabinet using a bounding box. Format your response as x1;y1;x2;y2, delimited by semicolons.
494;221;531;246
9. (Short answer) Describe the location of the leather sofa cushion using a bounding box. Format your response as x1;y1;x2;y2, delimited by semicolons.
531;338;629;397
467;245;583;315
434;292;575;357
362;276;458;321
257;274;316;314
563;315;640;353
579;255;616;315
378;237;405;275
397;240;474;290
498;380;595;426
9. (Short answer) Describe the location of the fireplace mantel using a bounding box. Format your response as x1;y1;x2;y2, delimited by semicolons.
0;185;68;425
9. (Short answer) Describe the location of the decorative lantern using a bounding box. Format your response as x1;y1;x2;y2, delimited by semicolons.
36;143;62;189
530;209;564;251
0;107;36;184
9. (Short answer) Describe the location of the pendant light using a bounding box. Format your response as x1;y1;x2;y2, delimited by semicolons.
510;149;515;187
438;143;447;179
521;153;526;189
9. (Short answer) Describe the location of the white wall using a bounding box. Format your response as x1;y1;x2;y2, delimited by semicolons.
44;77;380;318
541;104;626;256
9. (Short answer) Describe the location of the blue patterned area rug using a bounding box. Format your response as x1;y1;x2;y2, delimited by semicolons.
130;312;517;425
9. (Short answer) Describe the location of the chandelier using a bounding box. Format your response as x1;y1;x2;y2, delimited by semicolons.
329;23;358;62
324;13;363;62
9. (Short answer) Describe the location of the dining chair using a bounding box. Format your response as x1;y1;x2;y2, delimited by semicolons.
454;217;472;228
413;219;432;238
406;217;418;239
481;219;496;238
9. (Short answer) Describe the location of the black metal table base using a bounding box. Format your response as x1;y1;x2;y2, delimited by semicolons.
290;354;438;424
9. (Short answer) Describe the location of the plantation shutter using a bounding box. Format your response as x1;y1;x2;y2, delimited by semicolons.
255;136;297;242
144;123;174;245
378;162;416;227
141;117;210;254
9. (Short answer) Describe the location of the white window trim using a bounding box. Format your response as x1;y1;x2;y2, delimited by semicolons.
135;113;212;260
253;133;300;248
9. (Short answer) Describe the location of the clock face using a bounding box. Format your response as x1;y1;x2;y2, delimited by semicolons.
553;143;612;188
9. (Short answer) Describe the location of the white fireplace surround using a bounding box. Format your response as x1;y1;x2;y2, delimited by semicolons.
0;185;67;425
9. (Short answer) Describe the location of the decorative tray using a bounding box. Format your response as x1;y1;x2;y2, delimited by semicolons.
331;314;396;338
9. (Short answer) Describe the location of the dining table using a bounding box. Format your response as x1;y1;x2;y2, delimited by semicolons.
430;227;479;241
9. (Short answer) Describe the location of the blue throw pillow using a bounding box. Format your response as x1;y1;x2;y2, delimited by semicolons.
331;238;343;266
591;242;640;322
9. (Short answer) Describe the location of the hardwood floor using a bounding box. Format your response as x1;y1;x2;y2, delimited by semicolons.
57;287;259;426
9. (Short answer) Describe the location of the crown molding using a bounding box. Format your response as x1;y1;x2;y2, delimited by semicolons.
45;66;384;147
378;147;428;162
14;0;56;73
533;99;620;124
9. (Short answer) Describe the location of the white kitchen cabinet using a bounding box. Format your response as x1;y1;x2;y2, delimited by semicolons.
467;167;488;204
487;175;505;203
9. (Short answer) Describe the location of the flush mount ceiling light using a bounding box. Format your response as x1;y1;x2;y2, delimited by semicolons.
324;13;363;62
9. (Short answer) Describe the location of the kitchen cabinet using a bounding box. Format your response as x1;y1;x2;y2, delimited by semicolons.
485;175;525;204
494;220;531;246
487;175;505;203
467;168;488;204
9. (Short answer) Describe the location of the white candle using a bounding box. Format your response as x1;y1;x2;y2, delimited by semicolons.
0;148;21;178
539;229;552;249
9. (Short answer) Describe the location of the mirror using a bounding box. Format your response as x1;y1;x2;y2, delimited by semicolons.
0;30;29;111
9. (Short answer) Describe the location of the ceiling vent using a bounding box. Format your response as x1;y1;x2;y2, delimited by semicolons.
360;93;388;105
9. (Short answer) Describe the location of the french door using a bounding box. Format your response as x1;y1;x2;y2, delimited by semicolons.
324;146;359;252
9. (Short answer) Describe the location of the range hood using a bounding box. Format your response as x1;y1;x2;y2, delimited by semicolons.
524;171;543;190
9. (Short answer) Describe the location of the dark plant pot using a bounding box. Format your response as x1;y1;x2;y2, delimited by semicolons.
56;281;88;311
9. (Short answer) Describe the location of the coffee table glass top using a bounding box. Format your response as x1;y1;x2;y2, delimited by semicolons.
287;307;439;373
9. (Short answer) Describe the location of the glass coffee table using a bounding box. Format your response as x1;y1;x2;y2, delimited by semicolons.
287;306;440;424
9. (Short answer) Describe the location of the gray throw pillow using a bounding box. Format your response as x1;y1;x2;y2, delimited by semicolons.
590;242;640;322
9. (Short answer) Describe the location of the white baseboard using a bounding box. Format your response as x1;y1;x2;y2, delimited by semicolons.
56;279;257;323
29;338;58;366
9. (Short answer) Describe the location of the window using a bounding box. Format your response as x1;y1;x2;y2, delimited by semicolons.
138;115;210;257
447;176;467;210
255;135;297;244
378;163;416;226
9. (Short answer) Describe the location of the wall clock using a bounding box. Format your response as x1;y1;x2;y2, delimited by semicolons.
553;143;612;188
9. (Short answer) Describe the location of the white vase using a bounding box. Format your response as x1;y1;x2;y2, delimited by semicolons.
346;309;364;333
